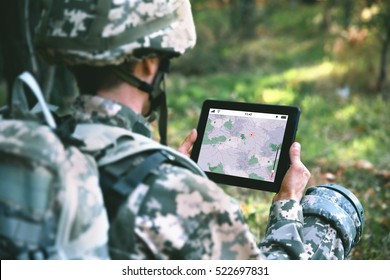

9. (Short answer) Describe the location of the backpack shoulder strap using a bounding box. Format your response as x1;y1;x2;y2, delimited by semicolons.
11;71;57;128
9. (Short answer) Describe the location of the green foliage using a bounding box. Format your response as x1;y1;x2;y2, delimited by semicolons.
167;1;390;260
338;167;390;259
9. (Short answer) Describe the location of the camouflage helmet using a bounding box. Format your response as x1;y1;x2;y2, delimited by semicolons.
35;0;197;66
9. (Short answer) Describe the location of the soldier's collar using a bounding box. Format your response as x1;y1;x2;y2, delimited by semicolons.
72;95;151;138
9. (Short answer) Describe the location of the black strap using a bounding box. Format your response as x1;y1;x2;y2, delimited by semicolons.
100;150;171;222
54;116;85;147
153;58;170;146
157;90;167;145
112;151;168;196
111;66;154;94
100;150;171;255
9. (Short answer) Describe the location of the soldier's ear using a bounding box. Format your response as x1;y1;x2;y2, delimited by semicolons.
133;57;160;84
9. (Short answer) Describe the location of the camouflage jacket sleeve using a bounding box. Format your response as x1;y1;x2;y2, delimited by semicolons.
257;200;306;260
108;163;308;260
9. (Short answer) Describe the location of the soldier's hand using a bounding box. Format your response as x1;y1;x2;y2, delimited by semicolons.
272;142;311;203
177;128;197;157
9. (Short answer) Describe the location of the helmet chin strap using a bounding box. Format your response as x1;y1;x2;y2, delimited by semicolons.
112;58;170;145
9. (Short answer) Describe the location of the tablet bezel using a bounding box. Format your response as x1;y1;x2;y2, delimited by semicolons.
191;99;300;193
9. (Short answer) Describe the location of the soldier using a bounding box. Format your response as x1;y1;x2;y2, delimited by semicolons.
34;0;363;259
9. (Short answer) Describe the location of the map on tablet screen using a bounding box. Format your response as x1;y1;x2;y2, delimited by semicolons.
196;109;288;182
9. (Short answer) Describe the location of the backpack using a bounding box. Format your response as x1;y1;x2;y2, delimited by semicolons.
0;72;110;259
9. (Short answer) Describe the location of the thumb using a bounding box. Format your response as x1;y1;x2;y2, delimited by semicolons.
289;142;301;164
177;129;197;156
183;129;197;147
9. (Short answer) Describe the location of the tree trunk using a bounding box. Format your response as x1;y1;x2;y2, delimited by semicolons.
320;0;336;32
230;0;257;39
377;28;390;95
342;0;354;28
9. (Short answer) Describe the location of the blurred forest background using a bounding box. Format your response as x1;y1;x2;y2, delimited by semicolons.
0;0;389;259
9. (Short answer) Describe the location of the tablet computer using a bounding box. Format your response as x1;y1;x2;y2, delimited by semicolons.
191;99;300;193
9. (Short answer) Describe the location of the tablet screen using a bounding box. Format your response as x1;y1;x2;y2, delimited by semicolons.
191;100;300;193
197;108;287;182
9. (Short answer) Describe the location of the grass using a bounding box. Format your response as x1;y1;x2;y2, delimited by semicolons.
166;3;390;259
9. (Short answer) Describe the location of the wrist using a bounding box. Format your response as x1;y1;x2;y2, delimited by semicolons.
272;192;302;203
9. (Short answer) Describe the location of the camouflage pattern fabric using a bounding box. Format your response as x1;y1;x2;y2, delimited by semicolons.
0;120;110;259
301;185;364;258
71;95;354;260
35;0;196;66
301;216;344;260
